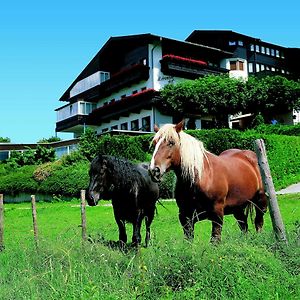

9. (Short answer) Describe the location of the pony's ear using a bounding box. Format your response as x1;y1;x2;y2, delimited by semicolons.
154;124;160;132
175;120;185;133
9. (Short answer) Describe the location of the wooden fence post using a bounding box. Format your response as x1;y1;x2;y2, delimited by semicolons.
0;194;4;251
31;195;39;248
80;190;87;241
254;139;288;244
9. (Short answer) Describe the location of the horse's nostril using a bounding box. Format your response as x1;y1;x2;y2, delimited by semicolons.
154;167;160;175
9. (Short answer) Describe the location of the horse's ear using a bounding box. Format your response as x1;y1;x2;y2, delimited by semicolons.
175;120;185;133
154;124;160;132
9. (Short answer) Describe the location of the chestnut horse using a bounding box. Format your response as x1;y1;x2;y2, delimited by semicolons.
149;121;267;242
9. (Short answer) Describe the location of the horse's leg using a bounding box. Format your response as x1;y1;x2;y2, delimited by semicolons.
145;208;155;247
112;205;127;244
179;210;194;240
115;218;127;245
254;191;268;232
233;208;248;233
210;202;224;243
132;210;144;246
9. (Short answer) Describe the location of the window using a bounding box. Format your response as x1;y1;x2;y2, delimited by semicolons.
276;50;280;58
102;128;108;133
261;64;265;71
141;116;151;132
121;122;128;130
250;44;255;51
230;60;244;71
271;49;275;56
256;64;260;72
111;125;118;130
229;41;236;46
230;61;237;70
248;63;253;73
266;65;270;71
238;40;244;46
131;119;139;131
141;87;147;91
238;61;244;71
132;90;138;95
261;46;265;54
271;67;275;72
266;48;270;55
281;52;285;59
255;45;260;52
121;94;126;99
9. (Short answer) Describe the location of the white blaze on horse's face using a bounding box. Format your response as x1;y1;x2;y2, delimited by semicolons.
150;137;175;182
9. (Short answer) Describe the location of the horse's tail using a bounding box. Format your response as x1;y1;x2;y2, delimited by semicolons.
245;201;255;225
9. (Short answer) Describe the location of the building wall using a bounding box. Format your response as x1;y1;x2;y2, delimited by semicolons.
95;109;153;133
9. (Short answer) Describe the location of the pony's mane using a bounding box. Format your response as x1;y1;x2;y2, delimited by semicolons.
153;124;207;183
97;155;145;188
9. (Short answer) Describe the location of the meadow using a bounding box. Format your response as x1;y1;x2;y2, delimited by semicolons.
0;194;299;300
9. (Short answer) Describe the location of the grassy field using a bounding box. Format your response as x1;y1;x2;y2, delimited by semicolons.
0;194;299;300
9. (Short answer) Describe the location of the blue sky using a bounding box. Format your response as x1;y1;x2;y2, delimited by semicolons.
1;0;299;143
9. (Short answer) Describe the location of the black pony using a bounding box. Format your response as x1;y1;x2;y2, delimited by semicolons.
87;155;159;246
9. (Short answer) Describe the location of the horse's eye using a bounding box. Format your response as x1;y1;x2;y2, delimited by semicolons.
168;140;175;147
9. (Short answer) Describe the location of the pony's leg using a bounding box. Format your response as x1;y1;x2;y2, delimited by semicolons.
233;208;248;233
145;209;155;247
210;203;224;243
115;218;127;244
132;211;144;246
254;191;268;232
179;210;194;240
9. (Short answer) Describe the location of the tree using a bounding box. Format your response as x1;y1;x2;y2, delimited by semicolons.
0;137;10;143
245;75;300;121
78;128;100;161
160;74;300;127
37;136;62;143
160;75;246;127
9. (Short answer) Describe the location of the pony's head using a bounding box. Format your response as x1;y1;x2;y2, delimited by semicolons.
149;120;206;183
87;155;113;206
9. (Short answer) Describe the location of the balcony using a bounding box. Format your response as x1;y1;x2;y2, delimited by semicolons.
98;64;150;97
87;89;158;125
55;101;96;133
160;54;228;78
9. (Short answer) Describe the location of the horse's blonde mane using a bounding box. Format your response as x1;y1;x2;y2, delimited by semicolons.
153;124;207;183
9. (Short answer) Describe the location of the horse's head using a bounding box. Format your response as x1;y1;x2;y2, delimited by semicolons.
149;120;184;182
87;155;111;206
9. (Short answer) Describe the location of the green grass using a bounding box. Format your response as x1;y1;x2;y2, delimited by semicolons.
0;194;299;300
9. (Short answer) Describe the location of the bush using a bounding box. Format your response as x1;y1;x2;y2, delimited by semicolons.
6;145;55;168
1;129;300;199
37;161;89;196
98;135;147;162
255;123;300;136
0;165;39;195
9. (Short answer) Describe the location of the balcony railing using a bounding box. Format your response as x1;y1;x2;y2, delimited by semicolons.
56;101;96;122
160;54;228;78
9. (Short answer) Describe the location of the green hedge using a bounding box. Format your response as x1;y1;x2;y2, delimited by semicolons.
1;129;300;200
254;124;300;136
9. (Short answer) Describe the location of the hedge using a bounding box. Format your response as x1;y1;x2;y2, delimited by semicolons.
0;129;300;200
254;124;300;136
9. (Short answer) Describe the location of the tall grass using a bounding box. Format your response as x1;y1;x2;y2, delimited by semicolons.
0;195;299;299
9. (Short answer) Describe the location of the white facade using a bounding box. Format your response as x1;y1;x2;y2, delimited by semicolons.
56;101;96;122
221;58;248;80
91;43;193;133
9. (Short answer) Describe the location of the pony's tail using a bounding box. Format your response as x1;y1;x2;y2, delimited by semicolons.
245;201;255;225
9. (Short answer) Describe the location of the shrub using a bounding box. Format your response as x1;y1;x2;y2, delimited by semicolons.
38;162;89;196
6;145;55;168
98;135;147;162
255;123;300;136
0;165;39;195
